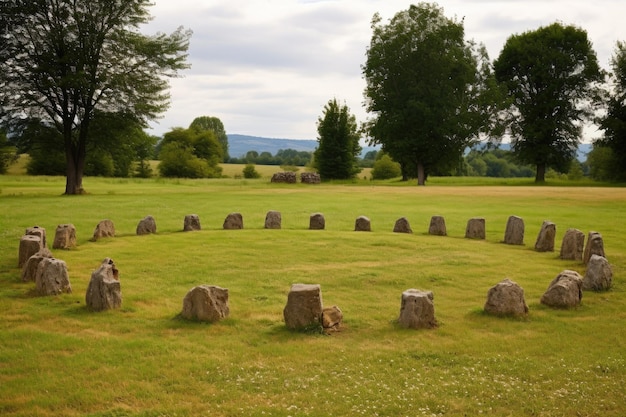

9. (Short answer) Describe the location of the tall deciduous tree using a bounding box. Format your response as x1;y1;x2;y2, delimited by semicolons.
494;22;602;183
313;98;361;180
189;116;229;162
0;0;191;194
362;3;499;185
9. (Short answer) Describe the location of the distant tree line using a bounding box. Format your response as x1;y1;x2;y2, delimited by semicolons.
229;148;313;167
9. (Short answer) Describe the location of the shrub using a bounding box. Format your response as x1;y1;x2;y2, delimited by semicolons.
242;164;261;179
371;154;401;180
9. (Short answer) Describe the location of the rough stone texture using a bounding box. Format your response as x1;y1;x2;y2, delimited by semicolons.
35;257;72;296
540;270;583;309
86;258;122;311
583;231;605;264
393;217;413;234
309;213;325;230
398;289;437;329
354;216;371;232
25;226;47;248
583;255;613;291
283;283;323;330
560;228;585;261
534;220;556;252
465;217;486;239
484;279;529;317
264;210;282;229
183;214;201;231
136;216;157;235
503;215;524;245
300;172;321;184
21;248;53;282
321;305;343;331
92;219;115;241
428;215;447;236
52;224;77;249
18;235;42;268
271;172;297;183
181;285;230;322
223;212;243;229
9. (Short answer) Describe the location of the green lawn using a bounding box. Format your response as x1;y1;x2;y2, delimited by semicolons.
1;176;625;416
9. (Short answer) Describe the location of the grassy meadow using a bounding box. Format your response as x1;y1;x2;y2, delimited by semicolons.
0;174;625;416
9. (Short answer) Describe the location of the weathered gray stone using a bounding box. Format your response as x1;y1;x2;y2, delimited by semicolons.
264;210;282;229
223;212;243;229
35;257;71;296
503;215;524;245
18;235;42;268
183;214;201;231
283;284;323;330
484;279;529;316
309;213;325;230
354;216;371;232
321;305;343;330
92;219;115;241
21;248;53;282
25;226;47;248
393;217;412;234
52;224;77;249
534;220;556;252
465;217;485;239
560;228;585;261
300;172;321;184
583;231;605;264
181;285;230;322
583;255;613;291
540;270;583;309
136;216;157;235
86;258;122;311
398;289;437;329
271;172;297;183
428;215;447;236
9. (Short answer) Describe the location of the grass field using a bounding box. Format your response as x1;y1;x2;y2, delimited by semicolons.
0;175;625;416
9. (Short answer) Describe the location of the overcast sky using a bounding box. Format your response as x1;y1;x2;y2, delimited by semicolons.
143;0;626;141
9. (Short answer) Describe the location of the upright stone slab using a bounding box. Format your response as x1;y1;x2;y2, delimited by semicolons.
503;216;524;245
560;228;585;261
52;224;77;249
35;258;71;296
283;284;323;330
583;231;605;264
398;289;437;329
465;217;485;239
181;285;230;322
264;210;282;229
309;213;325;230
223;212;243;229
393;217;412;234
136;216;157;235
25;226;47;248
183;214;201;231
86;258;122;311
540;270;583;309
428;215;447;236
21;248;53;282
354;216;371;232
18;235;42;268
484;279;528;317
583;255;613;291
534;221;556;252
92;219;115;241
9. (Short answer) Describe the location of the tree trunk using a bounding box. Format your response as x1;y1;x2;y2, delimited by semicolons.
417;162;426;186
535;163;546;183
64;134;86;195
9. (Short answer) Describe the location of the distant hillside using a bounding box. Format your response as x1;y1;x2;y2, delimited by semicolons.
494;142;592;162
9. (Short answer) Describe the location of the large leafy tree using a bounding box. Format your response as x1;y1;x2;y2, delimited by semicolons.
157;127;223;178
494;22;602;183
189;116;229;162
0;0;191;194
313;98;361;180
362;3;499;185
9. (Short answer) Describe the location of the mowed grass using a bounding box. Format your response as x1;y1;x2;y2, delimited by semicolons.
0;175;625;417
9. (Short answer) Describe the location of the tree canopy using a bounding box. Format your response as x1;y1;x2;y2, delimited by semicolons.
0;0;191;193
189;116;230;162
157;127;223;178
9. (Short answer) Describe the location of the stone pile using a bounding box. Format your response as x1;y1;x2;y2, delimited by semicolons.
300;172;321;184
271;172;297;183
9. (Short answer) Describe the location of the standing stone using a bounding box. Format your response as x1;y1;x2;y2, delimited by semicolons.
264;210;282;229
583;255;613;291
398;289;437;329
25;226;47;248
283;284;323;330
583;231;605;264
321;305;343;331
393;217;413;234
92;219;115;241
223;212;243;229
35;258;72;296
18;235;42;268
465;217;485;239
136;216;157;235
309;213;325;230
52;224;77;249
86;258;122;311
484;279;528;317
534;221;556;252
354;216;371;232
428;215;447;236
181;285;230;322
503;216;524;245
21;248;53;282
183;214;201;231
540;270;583;309
560;228;585;261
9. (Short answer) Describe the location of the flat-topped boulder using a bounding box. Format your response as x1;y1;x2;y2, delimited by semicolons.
534;220;556;252
354;216;371;232
583;255;612;291
264;210;282;229
223;212;243;229
393;217;412;234
309;213;325;230
136;216;157;235
560;228;585;260
86;258;122;311
92;219;115;241
21;248;53;282
18;235;42;268
465;217;485;239
283;283;323;330
540;270;583;309
428;215;447;236
583;231;605;264
52;223;77;249
183;214;201;231
484;279;528;317
35;257;72;296
398;289;437;329
503;215;524;245
181;285;230;322
25;226;47;248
